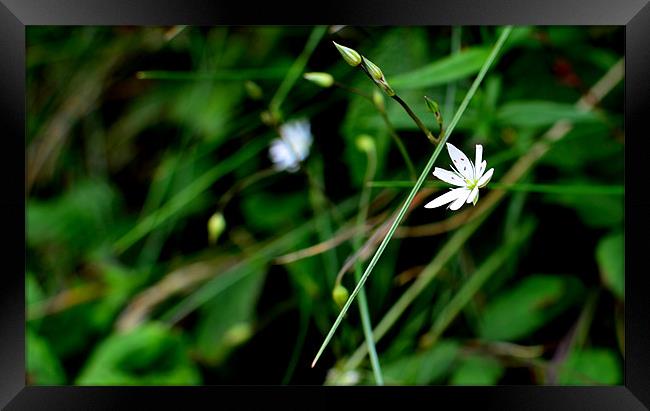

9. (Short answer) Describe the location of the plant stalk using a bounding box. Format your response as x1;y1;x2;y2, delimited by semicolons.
311;26;514;369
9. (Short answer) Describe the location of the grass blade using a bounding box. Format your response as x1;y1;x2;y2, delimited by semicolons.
136;68;290;81
311;26;514;369
352;141;383;385
422;219;536;347
270;26;328;113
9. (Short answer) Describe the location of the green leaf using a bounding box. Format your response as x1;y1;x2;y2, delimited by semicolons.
544;192;623;229
195;264;266;365
390;48;490;90
558;348;622;385
89;260;148;331
76;323;201;385
37;302;99;359
27;328;66;385
382;340;459;385
496;101;599;128
478;274;584;341
27;179;120;250
31;260;145;359
450;355;504;385
596;231;624;299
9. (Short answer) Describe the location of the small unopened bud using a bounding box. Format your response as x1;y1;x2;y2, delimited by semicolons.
224;322;253;346
244;81;263;100
363;57;384;81
363;57;395;97
333;42;362;67
303;72;334;88
208;212;226;244
355;134;375;154
424;96;443;129
372;89;385;112
260;110;276;126
332;284;349;309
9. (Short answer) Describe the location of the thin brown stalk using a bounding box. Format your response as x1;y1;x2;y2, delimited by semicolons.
116;256;236;331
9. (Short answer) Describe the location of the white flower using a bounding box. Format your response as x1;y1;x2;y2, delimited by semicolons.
424;143;494;211
269;119;313;173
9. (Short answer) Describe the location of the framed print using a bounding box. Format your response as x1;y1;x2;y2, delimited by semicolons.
1;0;650;409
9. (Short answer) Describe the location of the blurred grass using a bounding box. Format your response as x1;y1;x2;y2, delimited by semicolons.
26;25;624;386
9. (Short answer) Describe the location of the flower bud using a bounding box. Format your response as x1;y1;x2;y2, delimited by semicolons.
355;134;375;154
244;80;263;100
303;72;334;88
208;212;226;244
260;110;277;127
332;284;349;309
363;57;395;97
424;96;443;128
362;57;384;81
372;89;385;112
333;42;362;67
224;322;253;346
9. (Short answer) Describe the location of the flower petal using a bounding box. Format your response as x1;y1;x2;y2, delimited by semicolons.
432;167;466;187
474;145;483;180
449;188;471;210
476;160;487;179
424;188;465;209
466;186;479;204
478;168;494;187
446;143;474;180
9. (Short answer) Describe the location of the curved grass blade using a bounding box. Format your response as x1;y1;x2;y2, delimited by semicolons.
311;26;514;369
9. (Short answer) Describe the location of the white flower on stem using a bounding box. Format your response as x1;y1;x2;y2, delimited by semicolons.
424;143;494;211
268;119;313;173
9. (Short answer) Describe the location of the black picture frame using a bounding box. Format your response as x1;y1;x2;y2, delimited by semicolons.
2;0;649;409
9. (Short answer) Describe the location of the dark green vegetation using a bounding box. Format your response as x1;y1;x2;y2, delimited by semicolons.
26;26;624;385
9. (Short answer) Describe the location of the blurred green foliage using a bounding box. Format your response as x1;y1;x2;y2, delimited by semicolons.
26;25;623;386
478;275;584;341
76;323;201;385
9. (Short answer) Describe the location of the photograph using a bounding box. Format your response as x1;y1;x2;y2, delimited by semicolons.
25;25;624;386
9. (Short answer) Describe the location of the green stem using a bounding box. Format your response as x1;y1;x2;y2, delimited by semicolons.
282;301;311;384
270;26;327;114
392;94;438;145
136;68;288;81
444;26;462;120
343;207;490;370
378;109;418;181
352;144;383;385
421;220;535;347
333;82;372;99
311;26;513;369
113;137;268;254
359;62;436;145
218;167;278;212
307;166;339;285
343;51;624;372
333;81;416;180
